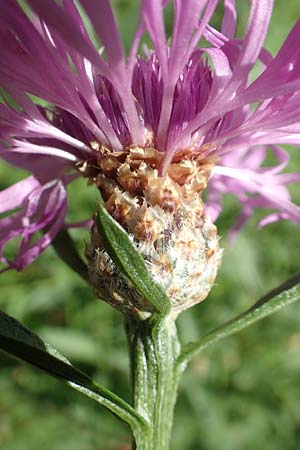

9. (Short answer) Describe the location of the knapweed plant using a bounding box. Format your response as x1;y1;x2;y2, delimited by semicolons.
1;1;300;449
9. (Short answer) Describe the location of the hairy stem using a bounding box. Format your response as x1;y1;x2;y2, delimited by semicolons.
126;314;183;450
178;277;300;367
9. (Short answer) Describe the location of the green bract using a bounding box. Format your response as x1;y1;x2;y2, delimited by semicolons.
95;199;171;315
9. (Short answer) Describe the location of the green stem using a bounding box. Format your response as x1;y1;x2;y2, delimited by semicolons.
72;380;147;431
126;314;183;450
178;279;300;367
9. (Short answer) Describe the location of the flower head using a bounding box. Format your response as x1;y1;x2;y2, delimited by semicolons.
1;0;300;275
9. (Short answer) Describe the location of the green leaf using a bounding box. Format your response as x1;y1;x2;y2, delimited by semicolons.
51;229;89;283
38;326;99;364
0;310;146;430
95;200;170;315
178;274;300;366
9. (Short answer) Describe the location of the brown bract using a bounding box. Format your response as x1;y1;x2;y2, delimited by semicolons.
94;146;216;238
86;145;222;318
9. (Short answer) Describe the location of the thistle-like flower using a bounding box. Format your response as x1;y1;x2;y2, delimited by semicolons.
1;1;300;314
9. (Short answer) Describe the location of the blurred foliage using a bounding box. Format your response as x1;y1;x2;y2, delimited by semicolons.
1;1;300;450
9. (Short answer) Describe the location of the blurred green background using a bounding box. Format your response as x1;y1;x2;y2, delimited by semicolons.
1;1;300;449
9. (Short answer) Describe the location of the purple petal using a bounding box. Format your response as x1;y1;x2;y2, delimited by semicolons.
0;177;68;271
80;0;125;67
226;0;274;92
221;0;237;38
27;0;111;78
0;176;40;214
141;0;168;77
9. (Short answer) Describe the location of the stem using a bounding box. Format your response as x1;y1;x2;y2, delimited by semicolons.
72;380;147;431
126;314;183;450
178;278;300;367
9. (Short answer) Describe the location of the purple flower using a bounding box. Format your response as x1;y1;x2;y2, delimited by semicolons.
1;0;300;271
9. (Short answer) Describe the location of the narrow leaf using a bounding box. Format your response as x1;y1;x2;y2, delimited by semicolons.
52;229;89;283
0;310;145;429
95;201;170;315
178;275;300;366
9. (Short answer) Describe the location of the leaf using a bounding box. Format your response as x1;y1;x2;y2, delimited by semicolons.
0;310;145;429
51;229;89;283
178;275;300;366
38;326;99;364
95;201;170;315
